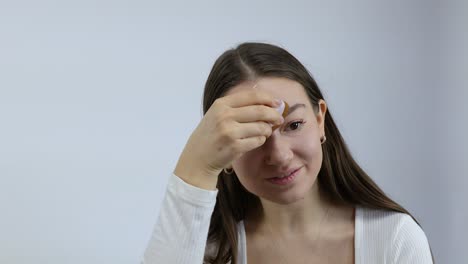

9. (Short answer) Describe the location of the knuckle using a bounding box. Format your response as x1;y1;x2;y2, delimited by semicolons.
257;136;267;145
213;97;224;107
222;109;234;121
264;125;272;136
249;91;263;102
259;124;270;136
230;140;243;153
252;89;266;97
218;123;236;143
209;100;221;113
253;105;266;117
260;106;273;120
214;107;231;123
217;123;230;137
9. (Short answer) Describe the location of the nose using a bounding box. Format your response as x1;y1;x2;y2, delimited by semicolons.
263;134;293;166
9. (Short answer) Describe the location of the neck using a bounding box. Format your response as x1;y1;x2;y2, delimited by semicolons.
251;183;334;237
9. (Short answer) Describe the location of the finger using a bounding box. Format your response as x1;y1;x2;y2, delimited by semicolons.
232;105;284;125
234;136;268;155
221;90;281;108
233;122;273;139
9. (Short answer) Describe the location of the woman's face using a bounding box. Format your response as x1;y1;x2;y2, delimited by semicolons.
226;77;327;205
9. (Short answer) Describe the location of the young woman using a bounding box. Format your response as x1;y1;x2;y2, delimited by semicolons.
142;43;433;263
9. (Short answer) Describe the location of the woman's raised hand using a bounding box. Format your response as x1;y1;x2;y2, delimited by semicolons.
173;90;284;190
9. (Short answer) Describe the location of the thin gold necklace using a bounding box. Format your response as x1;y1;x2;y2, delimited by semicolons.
263;205;332;264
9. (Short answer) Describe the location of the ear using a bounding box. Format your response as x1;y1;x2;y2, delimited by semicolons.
315;99;327;134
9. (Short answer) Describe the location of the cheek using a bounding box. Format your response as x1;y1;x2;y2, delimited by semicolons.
232;154;262;190
293;128;323;165
297;135;321;155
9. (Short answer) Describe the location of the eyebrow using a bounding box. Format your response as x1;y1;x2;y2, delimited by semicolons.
284;103;306;117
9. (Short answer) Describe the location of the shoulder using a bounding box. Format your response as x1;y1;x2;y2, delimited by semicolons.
356;206;433;263
357;205;411;229
357;206;427;241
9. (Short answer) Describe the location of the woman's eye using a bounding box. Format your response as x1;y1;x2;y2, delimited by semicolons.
285;120;305;131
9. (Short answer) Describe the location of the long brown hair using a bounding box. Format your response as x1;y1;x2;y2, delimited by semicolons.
202;42;432;263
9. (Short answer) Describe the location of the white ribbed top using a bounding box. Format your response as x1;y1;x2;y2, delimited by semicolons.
142;174;433;264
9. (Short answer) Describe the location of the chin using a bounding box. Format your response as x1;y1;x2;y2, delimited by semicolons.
262;191;308;205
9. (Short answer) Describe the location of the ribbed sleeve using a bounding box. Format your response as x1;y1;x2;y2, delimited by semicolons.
390;214;433;263
141;174;218;264
356;207;433;264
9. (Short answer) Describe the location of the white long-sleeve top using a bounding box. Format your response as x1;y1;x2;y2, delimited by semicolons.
142;174;433;264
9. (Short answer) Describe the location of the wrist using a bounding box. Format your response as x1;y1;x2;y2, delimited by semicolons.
174;160;220;191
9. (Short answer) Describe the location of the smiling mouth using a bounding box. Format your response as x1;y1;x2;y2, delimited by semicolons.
266;166;302;185
268;166;302;179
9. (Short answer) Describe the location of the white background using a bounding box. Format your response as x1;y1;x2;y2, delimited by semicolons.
0;0;466;263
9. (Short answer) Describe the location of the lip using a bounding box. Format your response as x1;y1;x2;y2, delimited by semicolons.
266;166;302;186
268;166;302;179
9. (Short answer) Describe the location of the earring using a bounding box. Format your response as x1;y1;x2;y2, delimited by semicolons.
223;167;234;174
320;135;327;144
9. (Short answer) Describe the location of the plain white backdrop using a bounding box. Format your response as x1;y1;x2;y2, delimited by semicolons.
0;0;466;263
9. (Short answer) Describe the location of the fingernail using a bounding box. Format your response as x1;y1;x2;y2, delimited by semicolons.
274;100;285;113
274;99;282;107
